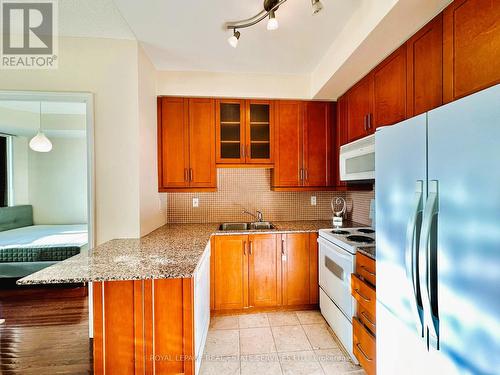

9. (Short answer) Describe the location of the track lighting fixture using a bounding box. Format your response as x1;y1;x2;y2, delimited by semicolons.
227;30;240;48
225;0;324;47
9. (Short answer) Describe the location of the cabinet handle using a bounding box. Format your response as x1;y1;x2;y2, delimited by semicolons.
360;265;376;276
247;145;250;159
243;241;247;255
189;168;193;182
354;288;371;302
281;239;285;255
241;145;244;159
363;115;367;132
304;169;308;181
249;241;253;255
356;343;373;362
361;311;376;327
367;113;372;130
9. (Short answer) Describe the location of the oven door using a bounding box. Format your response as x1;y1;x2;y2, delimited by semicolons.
318;237;355;320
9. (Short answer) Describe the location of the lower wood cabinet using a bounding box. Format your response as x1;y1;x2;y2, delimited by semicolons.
212;232;318;312
352;252;376;375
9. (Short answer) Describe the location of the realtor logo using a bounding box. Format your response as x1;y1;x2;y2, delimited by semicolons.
1;0;58;69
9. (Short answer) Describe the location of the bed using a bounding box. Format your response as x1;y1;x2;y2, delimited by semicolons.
0;205;88;278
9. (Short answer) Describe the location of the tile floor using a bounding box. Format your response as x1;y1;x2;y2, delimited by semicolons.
200;310;366;375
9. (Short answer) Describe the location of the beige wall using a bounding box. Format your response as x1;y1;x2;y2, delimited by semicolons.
11;136;29;205
27;137;87;224
138;46;166;236
156;70;311;99
0;37;142;244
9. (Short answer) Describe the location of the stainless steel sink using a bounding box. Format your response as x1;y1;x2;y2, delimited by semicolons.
218;222;276;231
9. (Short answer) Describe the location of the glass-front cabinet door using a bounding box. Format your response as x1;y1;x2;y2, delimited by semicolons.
246;100;273;164
216;99;246;164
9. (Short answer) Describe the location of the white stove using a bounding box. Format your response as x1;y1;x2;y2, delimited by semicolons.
317;226;375;363
318;227;375;254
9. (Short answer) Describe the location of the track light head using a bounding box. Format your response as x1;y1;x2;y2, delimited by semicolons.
267;10;279;31
228;30;240;48
311;0;323;15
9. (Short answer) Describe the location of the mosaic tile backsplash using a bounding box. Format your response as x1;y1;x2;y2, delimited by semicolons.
167;169;374;225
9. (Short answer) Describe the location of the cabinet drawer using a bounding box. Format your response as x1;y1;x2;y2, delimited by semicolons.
351;274;376;318
353;317;376;375
357;304;376;335
356;253;376;286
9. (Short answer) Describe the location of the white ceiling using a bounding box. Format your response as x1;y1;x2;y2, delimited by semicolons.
113;0;361;74
0;101;87;138
58;0;135;39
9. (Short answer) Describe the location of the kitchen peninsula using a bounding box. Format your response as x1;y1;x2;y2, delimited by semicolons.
18;220;339;375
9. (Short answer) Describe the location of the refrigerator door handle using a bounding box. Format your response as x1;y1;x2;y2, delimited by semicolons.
405;180;424;337
418;180;439;351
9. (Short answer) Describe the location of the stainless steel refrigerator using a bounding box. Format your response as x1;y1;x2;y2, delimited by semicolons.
375;84;500;375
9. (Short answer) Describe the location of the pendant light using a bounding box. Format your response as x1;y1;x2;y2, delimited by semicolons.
227;30;240;48
29;102;52;153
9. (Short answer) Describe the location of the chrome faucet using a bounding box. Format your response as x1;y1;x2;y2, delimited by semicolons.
242;209;264;222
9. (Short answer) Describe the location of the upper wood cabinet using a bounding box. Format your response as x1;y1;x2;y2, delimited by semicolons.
443;0;500;102
372;45;407;129
216;99;273;165
157;97;216;192
347;75;373;143
273;101;332;189
334;96;347;187
406;14;444;117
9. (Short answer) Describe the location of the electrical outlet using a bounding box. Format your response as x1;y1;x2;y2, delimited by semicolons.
311;196;317;206
192;197;199;208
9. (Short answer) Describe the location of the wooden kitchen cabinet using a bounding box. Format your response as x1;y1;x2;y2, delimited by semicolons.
212;232;318;312
157;97;216;191
352;252;376;375
273;101;332;190
372;45;407;128
281;232;318;306
216;99;273;166
213;235;248;310
347;74;373;142
248;234;281;307
406;14;444;117
443;0;500;102
334;95;348;186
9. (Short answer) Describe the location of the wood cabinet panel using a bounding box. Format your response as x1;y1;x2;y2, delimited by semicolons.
334;95;347;187
93;279;194;375
309;232;319;304
188;98;216;188
245;100;273;164
216;99;246;164
282;233;311;306
158;97;189;189
407;14;444;117
274;101;303;187
214;235;248;310
443;0;500;102
347;75;373;142
373;45;407;128
356;252;376;287
248;234;281;307
351;274;376;318
303;102;331;187
353;317;376;375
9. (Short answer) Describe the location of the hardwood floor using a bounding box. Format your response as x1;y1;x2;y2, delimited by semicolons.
0;284;92;375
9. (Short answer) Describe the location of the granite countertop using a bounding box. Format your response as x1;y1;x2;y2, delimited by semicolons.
357;246;376;260
18;220;357;285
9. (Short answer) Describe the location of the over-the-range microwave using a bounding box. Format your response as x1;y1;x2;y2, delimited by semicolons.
339;134;375;181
